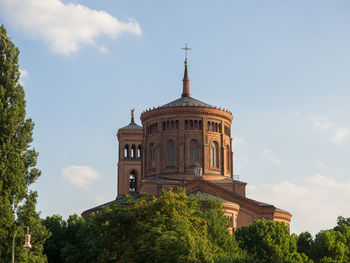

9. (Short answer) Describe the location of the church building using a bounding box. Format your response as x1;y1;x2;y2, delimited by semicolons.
82;48;291;231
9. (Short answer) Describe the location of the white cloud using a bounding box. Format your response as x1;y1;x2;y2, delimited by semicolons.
0;0;142;55
248;174;350;235
19;69;29;78
331;127;350;143
261;148;281;164
309;115;333;131
62;165;100;188
19;68;29;86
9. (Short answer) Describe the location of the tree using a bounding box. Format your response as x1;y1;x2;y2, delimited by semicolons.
235;219;310;263
96;189;219;263
312;229;348;263
43;189;249;263
41;215;67;263
309;217;350;263
297;232;314;259
0;24;49;262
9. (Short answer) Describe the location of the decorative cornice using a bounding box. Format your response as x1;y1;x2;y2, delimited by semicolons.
141;106;233;123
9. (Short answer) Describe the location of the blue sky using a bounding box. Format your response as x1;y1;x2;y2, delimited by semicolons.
1;0;350;235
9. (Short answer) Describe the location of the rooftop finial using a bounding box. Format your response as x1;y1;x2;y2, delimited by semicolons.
181;44;191;98
131;108;135;123
182;43;191;60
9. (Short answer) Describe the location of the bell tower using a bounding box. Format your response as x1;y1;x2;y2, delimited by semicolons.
117;109;143;196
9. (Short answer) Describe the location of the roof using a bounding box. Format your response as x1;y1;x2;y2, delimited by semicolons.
208;177;234;184
119;120;142;130
188;190;238;205
162;95;212;108
145;176;185;183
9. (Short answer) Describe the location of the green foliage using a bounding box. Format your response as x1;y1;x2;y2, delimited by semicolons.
0;24;49;262
297;232;314;258
42;189;350;263
43;189;249;263
235;219;310;263
311;222;350;263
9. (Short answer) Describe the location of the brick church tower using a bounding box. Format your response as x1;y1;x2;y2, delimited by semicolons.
82;47;291;231
116;110;142;196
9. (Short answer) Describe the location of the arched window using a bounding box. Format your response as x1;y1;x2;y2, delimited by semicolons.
129;171;137;192
167;140;175;166
137;145;142;158
131;145;136;158
166;121;170;131
211;141;219;168
189;139;199;164
124;145;129;158
149;143;155;168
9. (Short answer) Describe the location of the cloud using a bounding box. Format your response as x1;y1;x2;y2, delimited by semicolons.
19;68;29;86
0;0;142;55
309;115;333;131
62;165;100;188
331;127;350;143
248;174;350;235
19;69;29;78
261;148;281;164
308;114;350;144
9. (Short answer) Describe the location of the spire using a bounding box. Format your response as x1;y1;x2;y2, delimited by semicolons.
181;44;191;98
130;108;135;123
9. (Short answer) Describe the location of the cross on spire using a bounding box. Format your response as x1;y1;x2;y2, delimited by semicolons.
181;44;191;98
182;43;191;60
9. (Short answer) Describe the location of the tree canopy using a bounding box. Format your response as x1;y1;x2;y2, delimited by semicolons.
0;24;49;263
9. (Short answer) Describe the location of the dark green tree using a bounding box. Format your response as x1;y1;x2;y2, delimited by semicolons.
41;215;67;263
235;219;310;263
297;232;314;259
310;217;350;263
0;24;49;262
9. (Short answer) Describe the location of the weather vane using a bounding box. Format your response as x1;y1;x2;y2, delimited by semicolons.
182;43;191;60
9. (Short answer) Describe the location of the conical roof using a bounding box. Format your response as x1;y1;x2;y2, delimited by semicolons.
119;109;142;130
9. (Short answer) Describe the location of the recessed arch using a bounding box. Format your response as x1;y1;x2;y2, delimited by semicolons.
167;140;175;166
210;141;219;168
189;139;199;164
